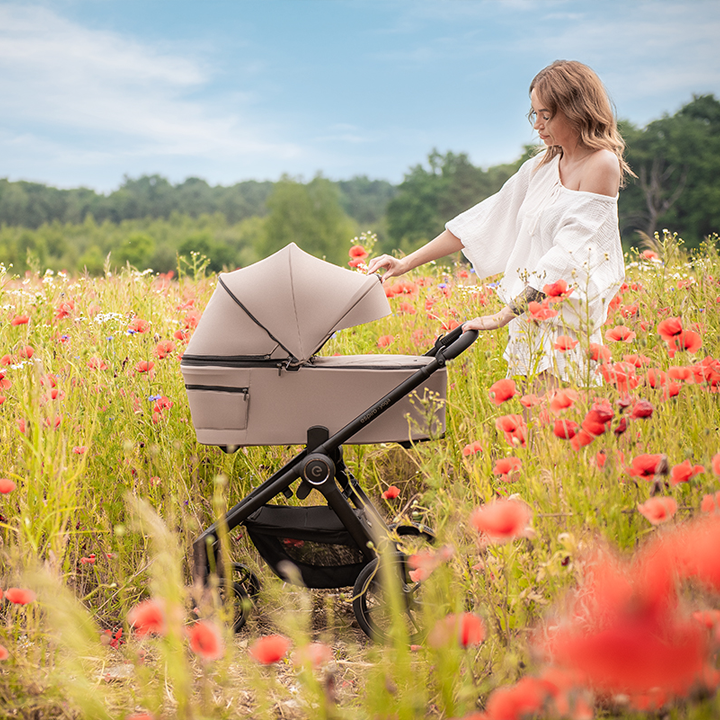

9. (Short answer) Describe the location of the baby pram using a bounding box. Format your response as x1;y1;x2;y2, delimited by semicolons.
182;243;476;640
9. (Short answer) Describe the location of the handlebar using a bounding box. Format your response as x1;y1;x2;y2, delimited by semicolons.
425;323;473;358
440;328;477;361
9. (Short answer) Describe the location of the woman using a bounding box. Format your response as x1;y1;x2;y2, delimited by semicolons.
367;60;631;386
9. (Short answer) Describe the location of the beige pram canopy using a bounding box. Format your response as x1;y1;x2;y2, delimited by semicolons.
181;243;446;447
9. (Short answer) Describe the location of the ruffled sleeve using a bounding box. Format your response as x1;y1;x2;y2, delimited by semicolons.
445;154;542;279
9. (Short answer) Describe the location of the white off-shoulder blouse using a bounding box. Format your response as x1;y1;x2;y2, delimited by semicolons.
446;151;625;381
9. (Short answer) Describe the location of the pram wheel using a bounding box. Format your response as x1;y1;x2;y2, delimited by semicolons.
352;555;425;643
217;564;260;633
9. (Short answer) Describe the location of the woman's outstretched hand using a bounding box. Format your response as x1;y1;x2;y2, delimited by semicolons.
365;254;407;283
462;306;515;333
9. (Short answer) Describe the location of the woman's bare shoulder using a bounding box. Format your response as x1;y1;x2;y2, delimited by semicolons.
579;149;621;197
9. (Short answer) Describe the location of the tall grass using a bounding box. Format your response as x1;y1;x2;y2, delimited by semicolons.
0;232;719;719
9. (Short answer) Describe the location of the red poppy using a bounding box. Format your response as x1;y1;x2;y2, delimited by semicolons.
553;335;578;352
5;588;36;605
125;714;154;720
570;429;595;451
641;249;660;261
543;279;573;298
154;340;176;359
294;642;333;668
249;634;291;664
588;343;612;363
548;612;705;695
548;388;578;414
614;417;628;436
470;499;532;544
377;335;394;348
630;400;654;419
668;365;693;382
626;454;665;479
381;485;400;500
135;361;155;374
670;460;704;485
87;356;108;370
713;453;720;477
701;492;720;513
0;478;16;493
485;677;547;720
638;497;678;525
657;317;683;343
55;300;75;319
582;410;609;437
397;301;416;315
620;303;640;318
605;325;636;343
128;599;166;637
187;620;225;661
492;456;522;476
174;329;190;342
349;245;369;260
128;318;150;334
668;330;702;355
80;554;96;565
595;451;607;468
18;345;34;359
11;315;29;325
488;378;517;406
153;396;173;414
428;612;485;648
441;318;459;331
553;419;579;440
184;310;201;329
495;414;527;447
462;440;483;456
519;393;543;408
527;299;558;320
0;644;8;661
623;353;650;367
645;369;667;388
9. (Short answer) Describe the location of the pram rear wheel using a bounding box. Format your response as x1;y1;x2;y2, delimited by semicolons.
352;556;425;643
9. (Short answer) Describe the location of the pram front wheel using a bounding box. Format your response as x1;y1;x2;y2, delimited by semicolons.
216;564;260;633
352;556;425;643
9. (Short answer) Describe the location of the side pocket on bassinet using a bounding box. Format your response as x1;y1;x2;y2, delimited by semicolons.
185;385;249;431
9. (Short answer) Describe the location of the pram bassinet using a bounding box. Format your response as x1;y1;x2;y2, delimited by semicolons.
181;242;446;446
182;244;476;640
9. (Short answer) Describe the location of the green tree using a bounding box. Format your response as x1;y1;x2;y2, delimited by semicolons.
260;176;356;264
115;232;155;269
386;149;522;254
620;95;720;248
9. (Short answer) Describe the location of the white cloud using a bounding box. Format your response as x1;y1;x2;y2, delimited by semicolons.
0;4;301;163
528;2;720;103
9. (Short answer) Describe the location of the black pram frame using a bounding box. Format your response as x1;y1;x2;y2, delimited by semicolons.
191;325;477;641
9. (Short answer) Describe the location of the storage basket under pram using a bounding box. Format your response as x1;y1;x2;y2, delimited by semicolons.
182;243;476;640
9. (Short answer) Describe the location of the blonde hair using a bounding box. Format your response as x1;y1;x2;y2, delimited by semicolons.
529;60;634;186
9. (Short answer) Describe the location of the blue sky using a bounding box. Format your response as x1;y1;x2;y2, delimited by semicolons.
1;0;719;192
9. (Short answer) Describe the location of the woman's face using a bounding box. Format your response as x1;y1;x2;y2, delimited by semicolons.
530;88;578;149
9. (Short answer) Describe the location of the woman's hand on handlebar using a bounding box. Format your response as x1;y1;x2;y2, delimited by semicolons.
365;254;407;283
462;306;515;333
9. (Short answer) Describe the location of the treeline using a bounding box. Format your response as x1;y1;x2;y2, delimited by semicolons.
1;94;719;275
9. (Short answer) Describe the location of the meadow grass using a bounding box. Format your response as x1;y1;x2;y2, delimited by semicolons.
0;231;719;719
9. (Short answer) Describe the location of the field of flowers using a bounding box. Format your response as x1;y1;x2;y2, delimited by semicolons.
0;231;719;720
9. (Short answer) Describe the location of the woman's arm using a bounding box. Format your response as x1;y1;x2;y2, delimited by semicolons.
366;229;464;282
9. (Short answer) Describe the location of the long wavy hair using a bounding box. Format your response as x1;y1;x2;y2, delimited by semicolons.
529;60;634;186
